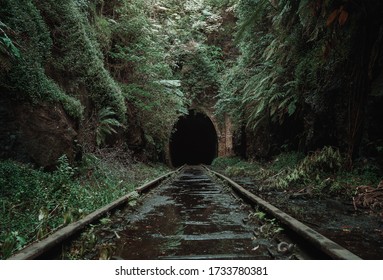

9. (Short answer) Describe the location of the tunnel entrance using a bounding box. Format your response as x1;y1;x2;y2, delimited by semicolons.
170;111;218;167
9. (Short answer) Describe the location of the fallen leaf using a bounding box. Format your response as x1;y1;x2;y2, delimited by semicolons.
114;231;121;239
252;245;260;251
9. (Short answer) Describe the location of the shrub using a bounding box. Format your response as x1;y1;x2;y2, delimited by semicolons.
275;146;343;189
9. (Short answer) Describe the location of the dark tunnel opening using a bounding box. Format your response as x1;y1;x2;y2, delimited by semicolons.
170;111;218;167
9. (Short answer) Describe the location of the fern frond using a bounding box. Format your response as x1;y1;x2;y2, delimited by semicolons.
96;107;124;146
235;0;271;43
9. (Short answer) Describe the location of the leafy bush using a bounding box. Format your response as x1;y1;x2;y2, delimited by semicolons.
93;0;190;151
275;146;343;189
214;147;379;198
270;152;304;172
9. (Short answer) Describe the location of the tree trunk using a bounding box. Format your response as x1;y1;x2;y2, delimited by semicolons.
346;1;383;166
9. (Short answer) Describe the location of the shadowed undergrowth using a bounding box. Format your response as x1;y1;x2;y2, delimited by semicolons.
212;147;382;199
0;151;170;259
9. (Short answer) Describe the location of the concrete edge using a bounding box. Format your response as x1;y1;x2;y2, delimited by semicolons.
8;169;180;260
206;167;362;260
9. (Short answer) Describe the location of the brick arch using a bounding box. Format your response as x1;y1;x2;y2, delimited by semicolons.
189;106;233;157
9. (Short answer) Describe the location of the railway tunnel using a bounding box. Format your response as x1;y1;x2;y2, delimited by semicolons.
170;110;218;167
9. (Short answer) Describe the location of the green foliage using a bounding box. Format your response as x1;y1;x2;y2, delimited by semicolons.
206;0;237;8
323;159;382;196
0;21;20;59
144;0;226;102
214;152;302;179
0;155;170;259
1;0;193;156
55;155;77;184
217;0;301;131
0;231;26;259
215;0;355;143
299;146;343;173
0;0;84;119
180;44;222;101
215;147;382;199
90;0;190;151
212;156;242;169
96;107;124;146
0;0;229;157
275;146;344;189
270;151;305;171
262;147;380;198
123;0;227;151
34;0;127;121
235;0;271;43
212;157;260;177
249;209;284;238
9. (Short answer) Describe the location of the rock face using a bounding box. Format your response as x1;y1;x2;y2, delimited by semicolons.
0;96;77;168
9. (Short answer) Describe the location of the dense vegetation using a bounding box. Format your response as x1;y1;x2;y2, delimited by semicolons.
1;0;383;259
216;0;383;165
213;147;381;199
0;0;192;153
0;0;187;258
0;152;169;259
0;0;229;259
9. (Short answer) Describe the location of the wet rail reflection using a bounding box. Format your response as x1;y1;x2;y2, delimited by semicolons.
111;166;266;259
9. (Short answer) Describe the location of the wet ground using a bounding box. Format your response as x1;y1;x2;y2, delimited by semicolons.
233;177;383;259
62;166;299;260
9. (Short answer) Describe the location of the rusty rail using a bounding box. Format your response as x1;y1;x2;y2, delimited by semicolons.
205;166;362;260
8;169;179;260
9;165;362;260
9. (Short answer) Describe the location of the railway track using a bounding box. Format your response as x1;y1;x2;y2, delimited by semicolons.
9;165;361;260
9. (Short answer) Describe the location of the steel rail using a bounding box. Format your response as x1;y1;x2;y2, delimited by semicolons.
205;166;362;260
8;169;179;260
9;165;362;260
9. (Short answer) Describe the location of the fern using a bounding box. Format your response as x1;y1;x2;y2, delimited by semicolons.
96;107;124;146
235;0;273;43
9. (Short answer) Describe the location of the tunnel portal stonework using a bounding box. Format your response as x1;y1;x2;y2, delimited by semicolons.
194;106;233;158
168;103;233;166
